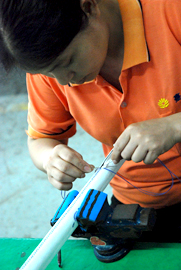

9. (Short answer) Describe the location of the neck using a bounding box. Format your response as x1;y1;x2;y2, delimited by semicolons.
103;0;124;59
99;0;124;68
99;0;124;81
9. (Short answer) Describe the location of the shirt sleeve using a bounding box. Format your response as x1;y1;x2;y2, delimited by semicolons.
26;73;76;140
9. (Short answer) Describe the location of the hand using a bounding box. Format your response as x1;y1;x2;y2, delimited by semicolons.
43;144;94;190
112;117;177;164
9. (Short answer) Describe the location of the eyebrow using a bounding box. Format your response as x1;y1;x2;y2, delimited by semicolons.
49;56;71;73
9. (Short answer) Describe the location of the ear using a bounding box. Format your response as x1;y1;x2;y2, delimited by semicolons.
80;0;100;17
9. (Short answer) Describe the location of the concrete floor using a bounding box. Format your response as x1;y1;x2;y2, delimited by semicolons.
0;68;107;238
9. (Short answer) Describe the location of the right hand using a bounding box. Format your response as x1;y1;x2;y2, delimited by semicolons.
43;144;94;190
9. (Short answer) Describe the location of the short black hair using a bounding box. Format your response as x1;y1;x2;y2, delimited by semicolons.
0;0;88;71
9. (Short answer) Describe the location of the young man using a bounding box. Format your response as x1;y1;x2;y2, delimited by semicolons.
1;0;181;260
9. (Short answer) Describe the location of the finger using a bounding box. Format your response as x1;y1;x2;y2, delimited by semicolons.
53;157;86;179
120;141;138;161
112;134;130;163
49;167;79;183
143;150;158;164
131;145;148;163
56;146;94;173
48;176;73;190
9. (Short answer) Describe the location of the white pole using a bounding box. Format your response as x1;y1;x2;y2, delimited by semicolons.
20;153;125;270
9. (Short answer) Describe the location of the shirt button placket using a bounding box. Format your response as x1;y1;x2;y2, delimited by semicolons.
121;101;127;108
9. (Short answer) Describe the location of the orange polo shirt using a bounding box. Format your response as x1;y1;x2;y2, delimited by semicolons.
26;0;181;209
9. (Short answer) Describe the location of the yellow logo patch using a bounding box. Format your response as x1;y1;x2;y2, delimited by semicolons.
158;98;169;108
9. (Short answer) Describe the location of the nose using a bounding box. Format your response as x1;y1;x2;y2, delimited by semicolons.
50;70;75;85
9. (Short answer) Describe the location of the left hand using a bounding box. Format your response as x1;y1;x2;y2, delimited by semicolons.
111;117;177;164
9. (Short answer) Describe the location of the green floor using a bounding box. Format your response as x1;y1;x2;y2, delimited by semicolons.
0;239;180;270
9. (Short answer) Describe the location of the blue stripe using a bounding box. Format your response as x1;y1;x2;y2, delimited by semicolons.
89;192;107;221
51;190;79;224
82;190;99;219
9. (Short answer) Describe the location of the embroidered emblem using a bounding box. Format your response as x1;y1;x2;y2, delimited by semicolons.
174;93;181;103
158;98;169;108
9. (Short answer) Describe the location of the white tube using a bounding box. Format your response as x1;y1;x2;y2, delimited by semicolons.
20;153;125;270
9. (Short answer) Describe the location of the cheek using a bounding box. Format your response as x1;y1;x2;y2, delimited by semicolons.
76;42;108;75
90;52;107;72
93;43;108;67
87;46;107;70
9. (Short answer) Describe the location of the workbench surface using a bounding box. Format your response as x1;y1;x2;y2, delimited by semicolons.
0;238;180;270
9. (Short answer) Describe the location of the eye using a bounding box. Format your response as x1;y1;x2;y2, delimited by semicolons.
49;56;73;74
49;64;60;73
63;57;73;68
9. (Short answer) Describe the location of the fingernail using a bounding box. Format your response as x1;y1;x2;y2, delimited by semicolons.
112;160;118;164
84;165;92;173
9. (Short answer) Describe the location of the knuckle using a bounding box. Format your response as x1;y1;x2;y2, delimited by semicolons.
53;144;68;157
50;168;63;182
144;136;152;144
126;124;134;133
128;123;135;129
55;173;63;182
64;151;74;161
60;162;70;173
151;143;159;151
54;144;65;151
135;132;142;140
126;123;138;132
148;144;159;154
52;145;61;155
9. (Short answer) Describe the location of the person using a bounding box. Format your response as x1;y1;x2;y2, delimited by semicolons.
1;0;181;261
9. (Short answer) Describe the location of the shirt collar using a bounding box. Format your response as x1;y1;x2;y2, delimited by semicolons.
118;0;149;70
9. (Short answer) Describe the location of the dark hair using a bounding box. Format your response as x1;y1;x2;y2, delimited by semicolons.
0;0;88;71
